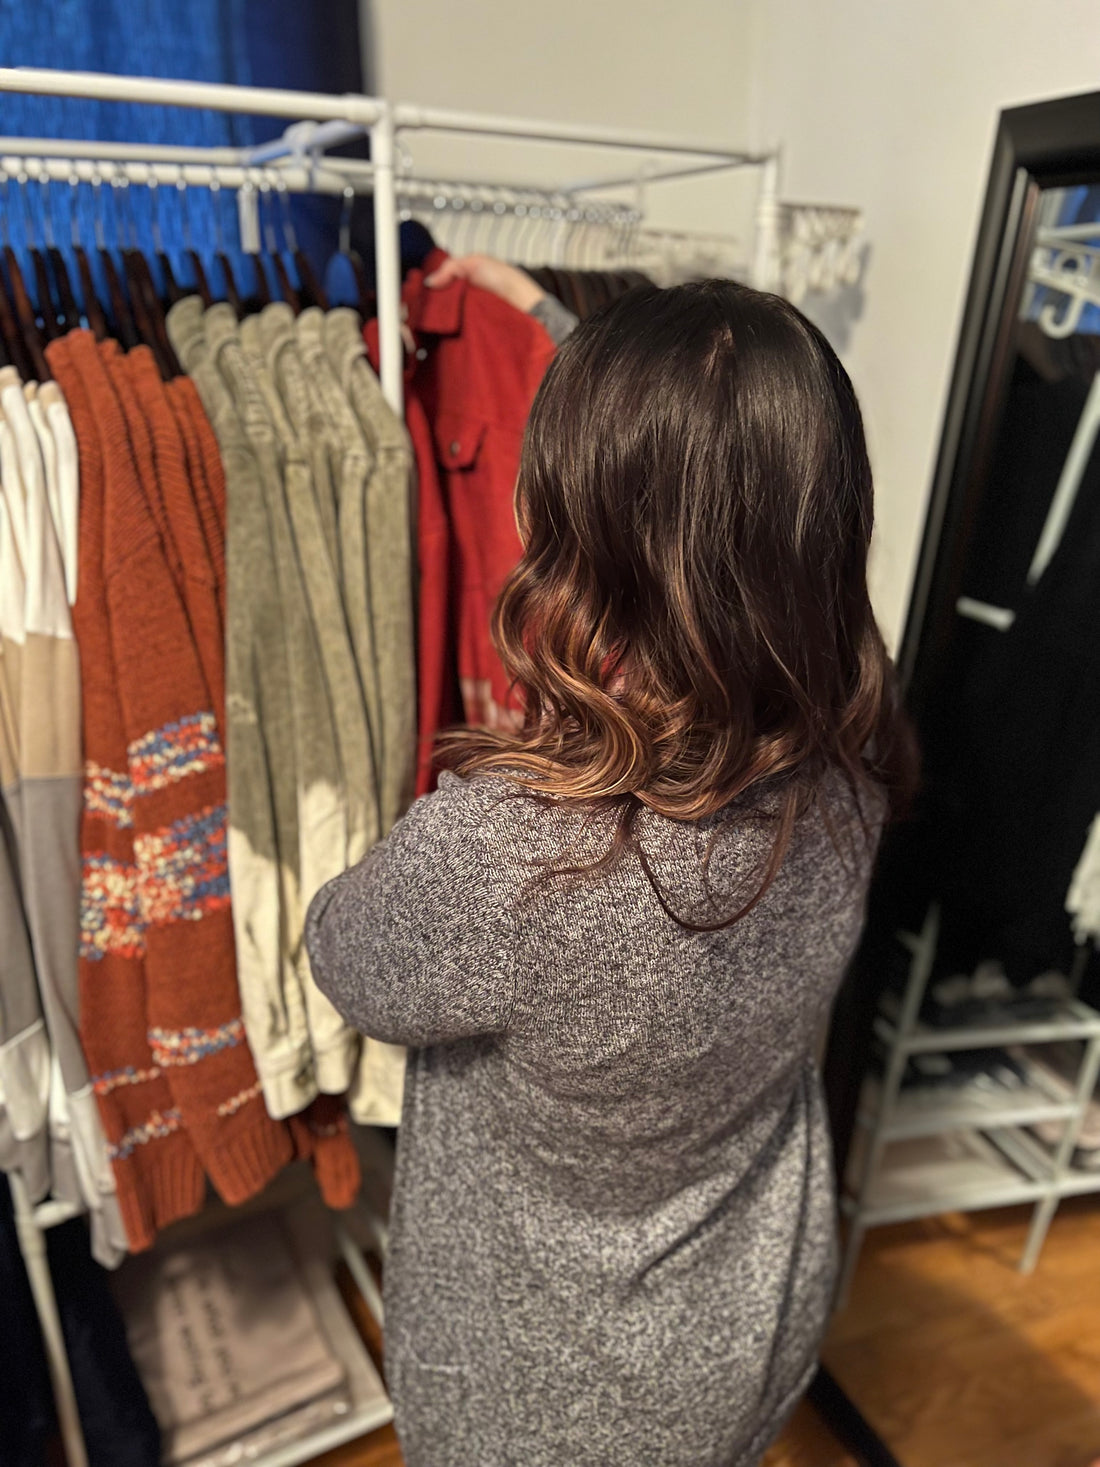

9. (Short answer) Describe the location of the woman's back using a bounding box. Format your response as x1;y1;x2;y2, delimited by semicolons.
309;767;879;1467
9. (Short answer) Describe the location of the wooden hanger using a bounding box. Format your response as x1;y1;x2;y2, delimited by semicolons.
1;175;49;380
91;170;138;350
208;178;242;317
32;172;81;337
264;178;299;313
175;176;212;307
0;257;32;380
149;179;183;306
67;168;108;341
276;177;327;310
17;170;63;343
118;179;180;376
325;185;373;319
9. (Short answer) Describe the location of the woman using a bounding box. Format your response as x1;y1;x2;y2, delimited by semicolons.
307;264;916;1466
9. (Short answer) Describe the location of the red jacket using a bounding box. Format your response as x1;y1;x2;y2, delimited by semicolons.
367;250;556;791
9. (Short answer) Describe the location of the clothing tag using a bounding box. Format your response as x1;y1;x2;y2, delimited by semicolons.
237;187;261;256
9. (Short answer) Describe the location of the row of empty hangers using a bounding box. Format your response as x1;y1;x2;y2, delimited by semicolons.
0;162;355;382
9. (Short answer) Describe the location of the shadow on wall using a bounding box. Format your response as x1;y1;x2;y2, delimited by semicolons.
798;242;871;356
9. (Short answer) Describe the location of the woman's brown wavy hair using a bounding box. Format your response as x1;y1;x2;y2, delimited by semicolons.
440;279;918;926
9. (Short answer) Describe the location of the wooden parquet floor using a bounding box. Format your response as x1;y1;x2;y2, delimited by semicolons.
315;1197;1100;1467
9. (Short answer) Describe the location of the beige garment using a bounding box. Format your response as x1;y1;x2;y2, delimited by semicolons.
322;309;416;832
175;301;358;1113
293;308;382;785
0;390;51;1192
246;304;381;866
115;1208;346;1464
255;306;411;1124
2;371;126;1262
318;311;413;1126
168;299;314;1122
40;381;80;605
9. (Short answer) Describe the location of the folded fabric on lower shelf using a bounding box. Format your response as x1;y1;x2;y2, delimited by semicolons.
112;1195;386;1466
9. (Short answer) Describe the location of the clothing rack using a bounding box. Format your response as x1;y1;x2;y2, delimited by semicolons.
0;63;875;1467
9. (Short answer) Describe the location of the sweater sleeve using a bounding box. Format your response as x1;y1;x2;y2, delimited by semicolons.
528;292;579;347
305;773;517;1048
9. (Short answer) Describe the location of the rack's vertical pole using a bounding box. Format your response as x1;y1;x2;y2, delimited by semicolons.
752;152;782;294
9;1173;89;1467
371;105;404;418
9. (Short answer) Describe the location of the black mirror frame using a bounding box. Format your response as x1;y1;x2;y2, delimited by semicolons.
827;88;1100;1188
900;88;1100;703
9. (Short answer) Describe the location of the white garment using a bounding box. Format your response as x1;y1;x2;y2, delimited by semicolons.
39;382;79;606
1067;812;1100;945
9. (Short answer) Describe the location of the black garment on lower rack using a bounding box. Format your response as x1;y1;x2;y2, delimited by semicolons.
47;1214;162;1467
0;1176;54;1467
929;352;1100;986
0;1176;161;1467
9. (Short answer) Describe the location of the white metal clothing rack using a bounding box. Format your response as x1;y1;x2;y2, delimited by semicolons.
0;62;810;1467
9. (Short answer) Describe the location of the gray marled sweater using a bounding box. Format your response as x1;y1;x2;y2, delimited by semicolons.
306;770;878;1466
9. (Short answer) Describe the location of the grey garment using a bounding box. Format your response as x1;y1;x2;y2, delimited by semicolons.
322;310;416;832
168;297;316;1121
249;305;381;864
210;305;357;1099
242;309;379;864
529;292;579;347
0;791;50;1202
294;308;383;798
307;770;880;1467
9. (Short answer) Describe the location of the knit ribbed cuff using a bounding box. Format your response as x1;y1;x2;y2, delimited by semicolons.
310;1130;362;1211
115;1137;206;1252
204;1115;294;1207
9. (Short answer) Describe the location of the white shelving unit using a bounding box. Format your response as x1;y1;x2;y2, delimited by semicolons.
839;903;1100;1304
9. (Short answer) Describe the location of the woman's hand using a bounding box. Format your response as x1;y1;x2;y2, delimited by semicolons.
425;254;546;314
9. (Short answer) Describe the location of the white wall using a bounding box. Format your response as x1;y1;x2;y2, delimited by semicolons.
745;0;1100;648
364;0;1100;650
362;0;760;237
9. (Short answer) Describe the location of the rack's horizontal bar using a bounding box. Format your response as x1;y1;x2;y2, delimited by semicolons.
0;135;245;166
0;67;384;125
393;101;769;163
0;153;371;196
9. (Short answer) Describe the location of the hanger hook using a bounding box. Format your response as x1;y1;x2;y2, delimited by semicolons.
175;167;195;255
109;166;133;250
276;175;298;254
15;167;34;249
69;164;83;250
90;163;107;251
148;173;164;255
0;169;12;249
260;170;278;255
209;174;225;253
30;164;57;251
339;184;354;255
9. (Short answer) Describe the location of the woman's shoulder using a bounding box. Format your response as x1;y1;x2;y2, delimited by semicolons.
404;769;551;854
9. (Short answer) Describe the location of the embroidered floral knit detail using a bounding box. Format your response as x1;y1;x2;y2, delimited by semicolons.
216;1079;264;1117
93;1066;162;1096
84;762;134;828
134;803;231;926
128;712;225;798
148;1017;244;1068
80;853;145;960
109;1107;182;1161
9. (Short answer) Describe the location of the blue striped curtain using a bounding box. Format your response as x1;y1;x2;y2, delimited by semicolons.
0;0;363;302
